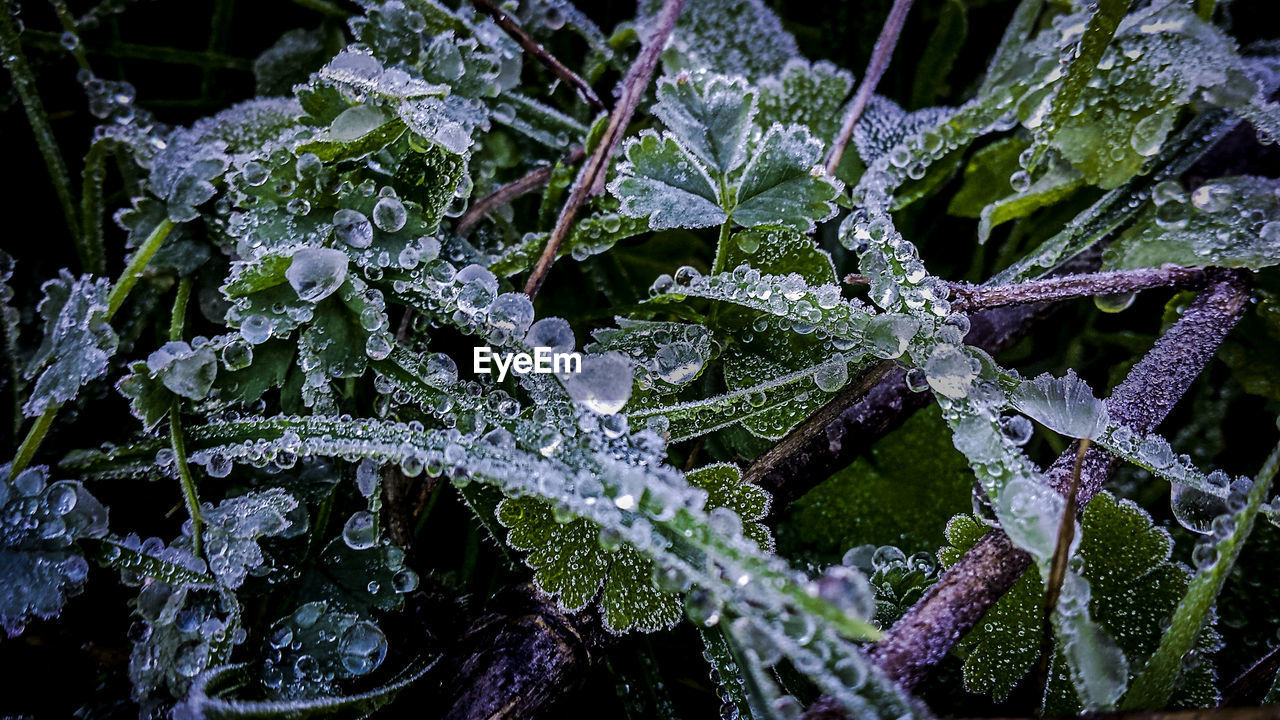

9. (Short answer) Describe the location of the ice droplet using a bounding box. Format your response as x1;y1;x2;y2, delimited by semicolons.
562;352;634;415
286;247;348;303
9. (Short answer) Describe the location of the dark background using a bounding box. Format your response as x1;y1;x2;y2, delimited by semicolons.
2;0;1279;718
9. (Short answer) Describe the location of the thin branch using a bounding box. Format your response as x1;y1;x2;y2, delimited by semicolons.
1223;645;1280;706
949;266;1207;312
456;146;586;237
867;269;1253;692
1036;439;1090;704
523;0;686;298
471;0;606;113
824;0;916;174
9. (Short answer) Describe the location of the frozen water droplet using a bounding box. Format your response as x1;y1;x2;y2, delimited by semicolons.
525;318;575;355
372;196;407;232
562;352;634;415
813;358;849;392
1094;291;1135;313
487;293;534;338
1171;483;1227;534
338;621;387;675
333;209;374;248
924;346;976;399
342;511;377;550
221;339;253;370
286;247;348;303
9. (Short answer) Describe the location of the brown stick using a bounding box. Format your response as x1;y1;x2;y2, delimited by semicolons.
867;269;1253;692
949;266;1208;312
824;0;916;174
522;0;687;298
470;0;606;113
456;146;586;237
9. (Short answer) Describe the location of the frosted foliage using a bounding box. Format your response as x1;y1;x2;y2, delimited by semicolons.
853;95;953;164
129;581;242;708
1013;370;1109;440
610;131;726;229
735;124;841;232
610;72;841;233
563;352;635;415
197;489;301;589
150;98;300;221
757;59;853;144
642;0;798;81
654;73;756;174
0;465;108;637
22;271;118;417
590;319;712;392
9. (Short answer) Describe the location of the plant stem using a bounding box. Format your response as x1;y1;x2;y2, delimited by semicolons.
167;277;203;557
456;146;586;237
470;0;606;113
824;0;915;174
948;266;1207;312
1195;0;1216;22
979;0;1044;96
170;402;204;558
0;0;84;262
522;0;687;298
107;217;175;318
170;277;192;341
9;406;58;479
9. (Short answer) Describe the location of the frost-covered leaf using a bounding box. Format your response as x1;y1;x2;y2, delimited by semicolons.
1008;3;1278;189
756;59;853;145
130;581;243;708
496;463;772;633
644;0;799;82
0;465;108;637
200;489;303;589
258;600;392;700
609;131;726;230
1104;177;1280;271
1011;370;1109;441
22;271;118;417
589;318;713;394
91;534;214;588
733;124;842;232
852;96;952;165
654;72;756;174
947;494;1219;707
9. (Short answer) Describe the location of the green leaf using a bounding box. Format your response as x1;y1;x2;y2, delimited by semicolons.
89;535;215;588
911;0;968;108
295;115;407;163
1123;441;1280;709
118;360;175;431
175;656;435;720
654;73;756;174
647;0;799;82
1103;177;1280;271
757;59;853;146
781;407;974;557
732;124;841;233
610;131;726;230
22;271;118;417
496;462;772;633
947;494;1219;706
